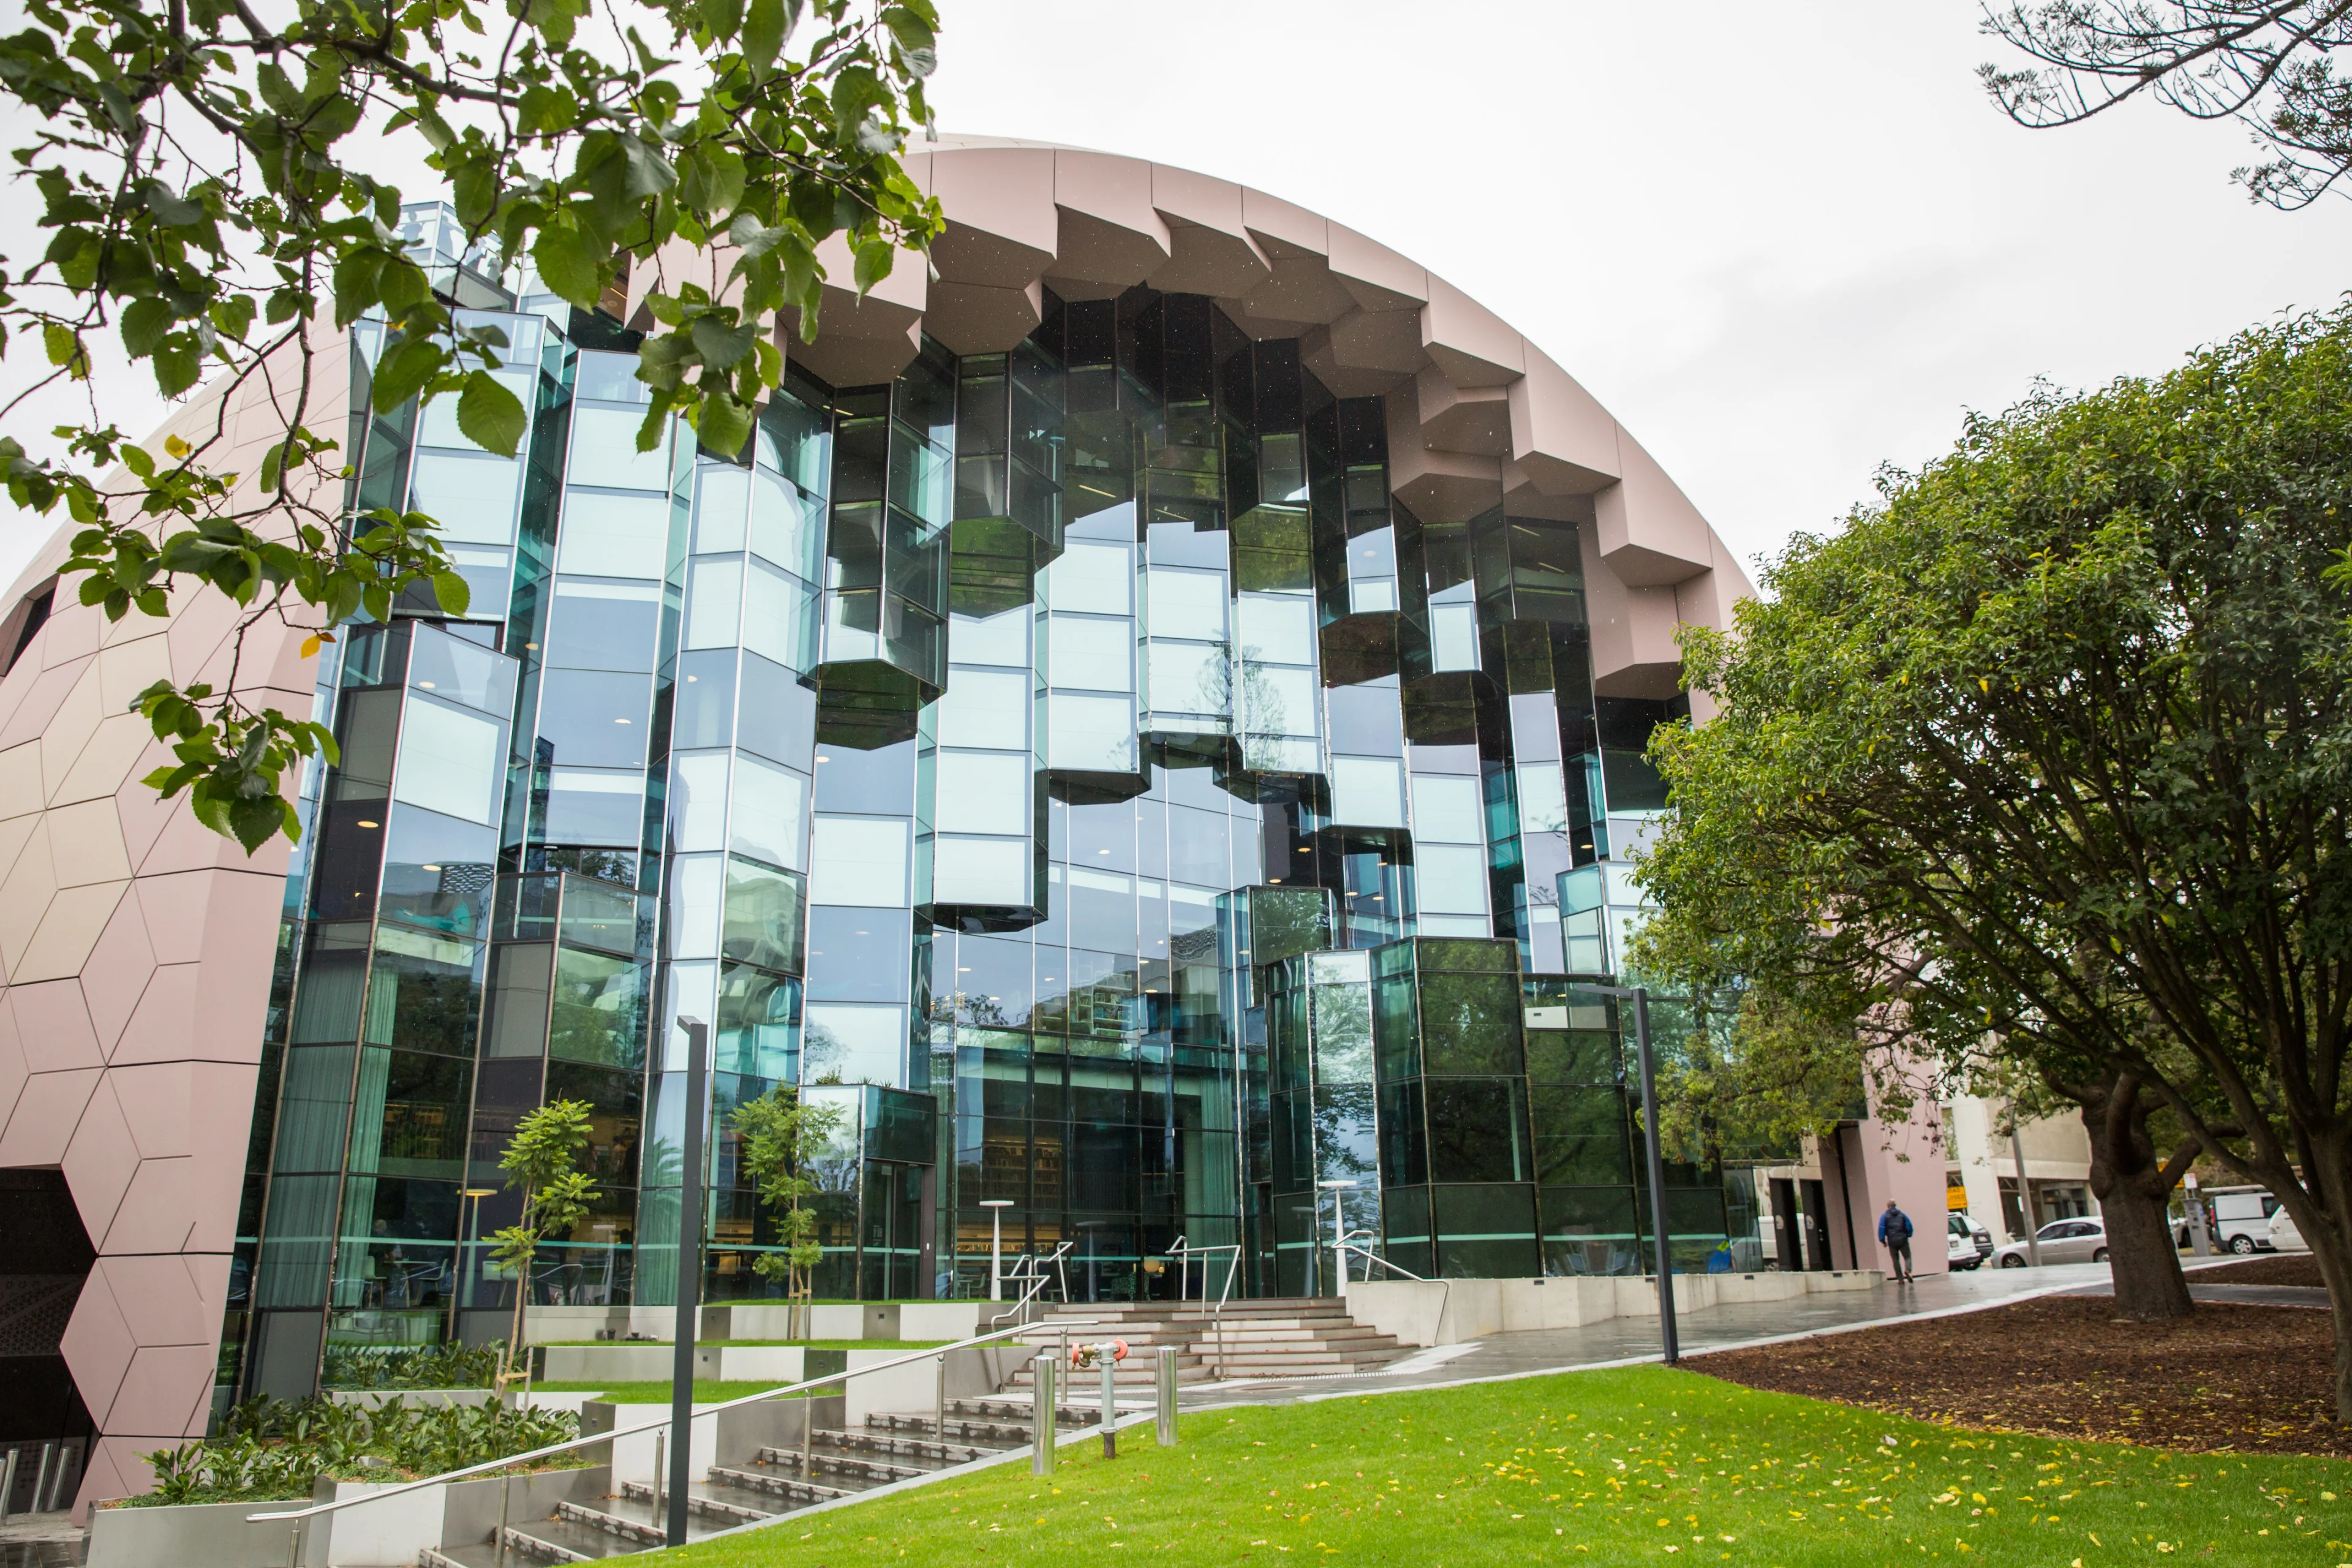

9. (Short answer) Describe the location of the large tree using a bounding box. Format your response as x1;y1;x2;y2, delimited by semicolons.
0;0;941;848
1981;2;2352;206
1635;307;2352;1409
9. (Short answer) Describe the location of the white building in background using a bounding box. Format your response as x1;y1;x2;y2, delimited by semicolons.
1943;1096;2098;1246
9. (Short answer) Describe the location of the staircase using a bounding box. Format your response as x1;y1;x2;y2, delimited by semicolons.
1005;1298;1408;1388
420;1397;1098;1565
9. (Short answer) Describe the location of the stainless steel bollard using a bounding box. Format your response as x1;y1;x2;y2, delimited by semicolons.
1;1446;18;1525
1155;1346;1177;1446
1030;1353;1057;1476
1099;1345;1117;1459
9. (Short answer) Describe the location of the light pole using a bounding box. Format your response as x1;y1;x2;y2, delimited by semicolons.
981;1200;1014;1301
666;1016;710;1550
447;1187;496;1347
1317;1180;1357;1300
1589;985;1677;1365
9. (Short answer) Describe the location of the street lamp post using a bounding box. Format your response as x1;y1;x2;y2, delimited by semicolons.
447;1187;496;1348
1317;1180;1357;1300
1590;985;1677;1365
666;1016;710;1550
981;1200;1014;1301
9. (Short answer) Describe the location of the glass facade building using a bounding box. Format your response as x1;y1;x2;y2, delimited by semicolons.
206;193;1749;1405
0;146;1766;1475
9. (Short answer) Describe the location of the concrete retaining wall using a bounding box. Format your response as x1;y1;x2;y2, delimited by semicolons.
1348;1270;1882;1348
85;1466;610;1568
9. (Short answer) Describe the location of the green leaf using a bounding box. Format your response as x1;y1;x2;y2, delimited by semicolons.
693;389;755;462
42;322;83;371
151;340;201;396
370;335;443;416
530;225;606;309
742;0;785;77
120;297;176;358
701;0;745;41
853;235;895;296
431;571;473;616
688;314;759;371
455;370;528;458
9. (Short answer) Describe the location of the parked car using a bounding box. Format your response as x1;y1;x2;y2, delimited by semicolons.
1948;1212;1993;1270
2270;1207;2307;1252
1995;1217;2110;1267
2206;1187;2282;1254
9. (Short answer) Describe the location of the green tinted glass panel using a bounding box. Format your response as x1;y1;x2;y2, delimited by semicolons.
548;945;647;1068
1526;1028;1620;1085
1417;970;1523;1076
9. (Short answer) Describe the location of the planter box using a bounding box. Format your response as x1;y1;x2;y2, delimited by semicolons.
1349;1269;1889;1347
584;1398;841;1486
84;1467;609;1568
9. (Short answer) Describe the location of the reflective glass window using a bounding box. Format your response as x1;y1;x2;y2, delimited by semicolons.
1411;775;1484;845
1051;616;1133;693
1044;541;1131;614
541;767;644;845
1146;567;1228;641
556;491;670;578
1330;757;1406;829
950;606;1030;667
1047;693;1136;773
805;907;911;1003
741;557;812;673
1243;664;1317;738
1430;603;1479;671
575;350;649;404
548;579;660;672
668;852;724;960
569;408;673;491
1147;643;1227;716
670;750;730;852
1517;763;1570;834
536;669;652;768
549;946;648;1068
409;453;521;545
750;469;820;575
933;752;1030;837
1238;595;1314;664
392;696;503;826
723;856;806;974
673;651;737;750
729;752;807;871
692;464;752;554
684;557;744;649
802;1003;905;1086
809;816;909;906
933;837;1030;907
408;627;518;714
935;668;1027;750
1417;845;1490;917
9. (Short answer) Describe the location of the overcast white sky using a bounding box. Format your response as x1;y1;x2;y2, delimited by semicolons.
5;1;2348;592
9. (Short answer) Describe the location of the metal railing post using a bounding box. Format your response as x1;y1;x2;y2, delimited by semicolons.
934;1348;948;1439
496;1465;513;1566
799;1390;814;1483
1099;1344;1117;1459
1155;1347;1177;1447
1030;1354;1057;1476
27;1446;50;1520
1;1446;17;1525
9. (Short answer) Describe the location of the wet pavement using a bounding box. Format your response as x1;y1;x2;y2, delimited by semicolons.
1177;1262;2123;1408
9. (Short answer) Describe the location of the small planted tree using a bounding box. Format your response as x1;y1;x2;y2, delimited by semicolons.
488;1099;598;1389
733;1083;845;1336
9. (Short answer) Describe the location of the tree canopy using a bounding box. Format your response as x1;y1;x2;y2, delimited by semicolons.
1982;2;2352;206
1634;306;2352;1380
0;0;940;848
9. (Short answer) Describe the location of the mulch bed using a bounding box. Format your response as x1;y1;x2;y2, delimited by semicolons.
1689;1294;2349;1457
2193;1253;2321;1287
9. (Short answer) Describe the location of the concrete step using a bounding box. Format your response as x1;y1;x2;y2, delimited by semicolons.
617;1478;786;1529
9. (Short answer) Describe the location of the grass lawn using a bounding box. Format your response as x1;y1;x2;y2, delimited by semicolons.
532;1380;810;1403
657;1364;2351;1566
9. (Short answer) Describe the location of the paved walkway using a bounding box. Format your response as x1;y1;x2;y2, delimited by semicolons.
1177;1262;2120;1408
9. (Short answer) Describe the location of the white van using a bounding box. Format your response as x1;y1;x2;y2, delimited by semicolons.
2206;1187;2281;1254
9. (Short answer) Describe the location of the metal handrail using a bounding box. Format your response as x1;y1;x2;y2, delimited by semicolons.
986;1241;1075;1331
1163;1240;1240;1379
244;1314;1107;1526
1338;1241;1451;1343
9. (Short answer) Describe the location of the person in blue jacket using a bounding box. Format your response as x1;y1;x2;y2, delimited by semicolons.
1879;1200;1915;1282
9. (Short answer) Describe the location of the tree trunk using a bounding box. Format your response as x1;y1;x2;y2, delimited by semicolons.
2076;1077;2193;1322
